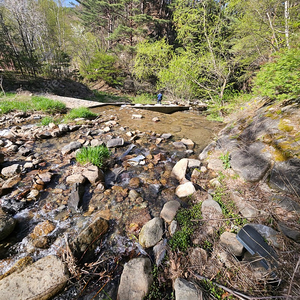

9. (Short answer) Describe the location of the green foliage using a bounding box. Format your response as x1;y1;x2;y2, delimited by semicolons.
132;93;155;104
76;145;110;168
65;107;97;120
201;279;230;300
254;48;300;100
169;202;202;252
219;152;230;169
133;39;173;80
81;52;123;86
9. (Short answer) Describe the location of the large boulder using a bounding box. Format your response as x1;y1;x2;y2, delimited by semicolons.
230;143;271;182
0;255;69;300
117;257;153;300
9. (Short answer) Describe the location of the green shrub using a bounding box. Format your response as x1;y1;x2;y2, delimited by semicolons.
132;93;155;104
76;145;110;168
65;107;97;120
254;48;300;100
81;51;123;86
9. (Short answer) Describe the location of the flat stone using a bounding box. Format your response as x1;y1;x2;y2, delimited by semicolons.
188;159;201;168
174;278;202;300
160;200;181;223
117;257;153;300
1;164;21;177
2;175;21;189
139;217;164;248
175;181;196;198
220;232;244;256
161;133;172;139
153;239;167;266
0;255;69;300
61;141;82;155
230;190;258;220
106;138;124;148
66;174;86;184
72;216;109;258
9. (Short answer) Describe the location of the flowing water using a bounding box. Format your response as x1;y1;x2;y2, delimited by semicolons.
0;105;223;299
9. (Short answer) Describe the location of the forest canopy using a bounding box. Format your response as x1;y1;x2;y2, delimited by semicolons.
0;0;299;105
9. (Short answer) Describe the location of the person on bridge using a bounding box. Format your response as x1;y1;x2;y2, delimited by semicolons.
157;92;163;104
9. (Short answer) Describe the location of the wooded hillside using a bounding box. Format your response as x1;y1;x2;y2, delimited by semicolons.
0;0;299;106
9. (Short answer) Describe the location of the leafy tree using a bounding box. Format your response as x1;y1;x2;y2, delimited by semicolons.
133;38;173;81
82;51;123;85
254;48;300;100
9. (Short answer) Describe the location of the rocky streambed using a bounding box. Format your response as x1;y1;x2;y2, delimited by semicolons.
0;100;300;300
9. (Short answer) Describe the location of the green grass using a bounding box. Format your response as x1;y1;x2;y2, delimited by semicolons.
76;145;110;168
31;96;66;113
0;93;66;115
65;107;97;120
40;116;54;126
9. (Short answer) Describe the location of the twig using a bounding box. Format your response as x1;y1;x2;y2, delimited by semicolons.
189;270;293;300
286;256;300;299
191;216;255;222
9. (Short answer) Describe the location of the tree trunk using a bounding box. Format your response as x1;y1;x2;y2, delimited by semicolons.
285;1;290;49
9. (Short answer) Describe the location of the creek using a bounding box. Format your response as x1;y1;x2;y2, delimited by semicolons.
0;105;223;299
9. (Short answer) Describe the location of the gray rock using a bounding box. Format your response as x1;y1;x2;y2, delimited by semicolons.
83;165;104;185
0;212;16;240
61;141;82;155
230;190;258;220
207;158;224;172
173;142;186;149
230;143;271;182
271;195;300;213
188;159;201;168
1;164;21;177
269;158;300;196
91;139;103;147
66;174;86;185
174;278;202;300
199;141;216;160
161;133;172;139
72;215;109;258
201;198;223;235
249;224;281;248
172;158;188;182
160;200;181;223
0;255;69;300
68;183;85;213
117;257;153;300
216;135;239;152
278;222;300;243
181;138;194;149
169;220;177;236
175;181;196;198
139;217;164;248
219;232;244;256
106;138;124;148
153;239;167;266
58;124;69;132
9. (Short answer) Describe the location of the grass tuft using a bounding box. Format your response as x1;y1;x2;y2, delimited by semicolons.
76;145;110;168
65;107;97;120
